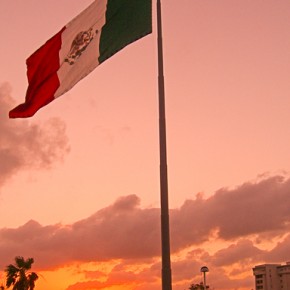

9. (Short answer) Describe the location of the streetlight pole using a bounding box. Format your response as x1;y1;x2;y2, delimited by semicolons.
200;266;209;289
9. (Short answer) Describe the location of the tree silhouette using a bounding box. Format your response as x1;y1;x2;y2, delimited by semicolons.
5;257;38;290
189;283;207;290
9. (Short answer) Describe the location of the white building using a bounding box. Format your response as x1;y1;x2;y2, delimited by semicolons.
253;262;290;290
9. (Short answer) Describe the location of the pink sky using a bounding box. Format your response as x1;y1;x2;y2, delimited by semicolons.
1;0;290;289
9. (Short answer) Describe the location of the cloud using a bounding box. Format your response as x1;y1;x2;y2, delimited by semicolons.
0;195;161;270
207;175;290;239
0;83;70;187
64;246;257;290
170;175;290;250
211;239;263;267
0;176;289;279
265;234;290;263
66;260;161;290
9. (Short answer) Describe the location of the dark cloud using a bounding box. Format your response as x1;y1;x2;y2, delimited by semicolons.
0;83;70;186
170;175;290;250
265;234;290;263
171;258;202;281
170;243;263;290
208;176;290;239
0;195;160;270
0;176;289;273
211;239;263;267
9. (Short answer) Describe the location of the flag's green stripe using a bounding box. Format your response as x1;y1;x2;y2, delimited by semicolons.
99;0;152;64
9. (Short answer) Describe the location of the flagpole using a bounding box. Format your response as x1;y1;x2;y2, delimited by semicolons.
156;0;172;290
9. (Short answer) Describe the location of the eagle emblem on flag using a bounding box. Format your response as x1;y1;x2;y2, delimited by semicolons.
65;28;98;65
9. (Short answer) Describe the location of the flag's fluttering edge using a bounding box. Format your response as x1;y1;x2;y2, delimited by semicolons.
9;0;152;118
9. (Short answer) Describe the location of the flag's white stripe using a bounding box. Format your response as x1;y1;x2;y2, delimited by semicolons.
55;0;108;98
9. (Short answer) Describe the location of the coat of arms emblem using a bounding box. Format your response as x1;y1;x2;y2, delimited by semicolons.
65;28;98;65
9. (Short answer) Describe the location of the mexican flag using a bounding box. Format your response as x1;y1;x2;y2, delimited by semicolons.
9;0;152;118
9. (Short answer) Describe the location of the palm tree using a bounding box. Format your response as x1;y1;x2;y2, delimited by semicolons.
5;256;38;290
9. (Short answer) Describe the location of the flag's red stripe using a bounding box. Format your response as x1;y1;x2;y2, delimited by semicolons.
9;27;66;118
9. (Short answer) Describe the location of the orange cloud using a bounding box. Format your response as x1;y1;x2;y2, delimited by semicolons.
1;176;290;289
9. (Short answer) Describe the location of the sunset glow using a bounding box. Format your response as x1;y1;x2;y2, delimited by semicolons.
1;0;290;289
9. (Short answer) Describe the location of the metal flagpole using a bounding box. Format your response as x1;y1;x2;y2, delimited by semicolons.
156;0;172;289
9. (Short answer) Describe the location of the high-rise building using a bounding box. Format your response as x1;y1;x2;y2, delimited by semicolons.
253;262;290;290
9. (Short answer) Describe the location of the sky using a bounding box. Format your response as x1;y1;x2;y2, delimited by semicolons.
0;0;290;289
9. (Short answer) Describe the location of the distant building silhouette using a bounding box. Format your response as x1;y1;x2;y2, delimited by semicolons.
253;262;290;290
